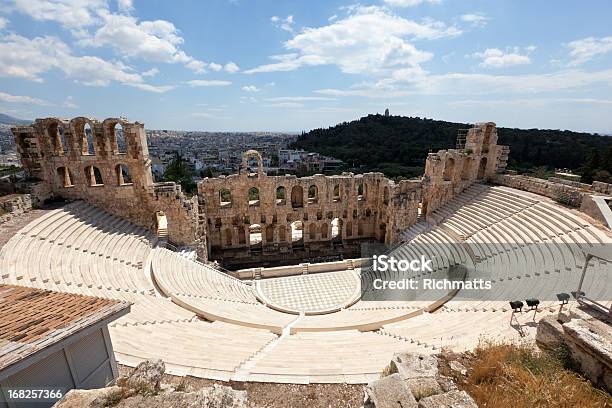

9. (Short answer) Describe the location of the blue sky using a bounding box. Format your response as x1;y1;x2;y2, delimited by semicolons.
0;0;611;132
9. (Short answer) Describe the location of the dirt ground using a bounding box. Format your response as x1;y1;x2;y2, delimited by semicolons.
0;207;50;250
118;365;365;408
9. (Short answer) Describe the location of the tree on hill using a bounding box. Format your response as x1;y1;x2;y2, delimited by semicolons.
163;153;196;194
290;114;612;179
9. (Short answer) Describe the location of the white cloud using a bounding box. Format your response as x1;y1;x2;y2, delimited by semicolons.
247;6;459;75
0;91;50;105
208;62;222;71
11;0;108;29
142;67;159;77
62;95;78;108
566;36;612;66
224;62;240;73
265;96;336;102
191;112;214;118
0;33;171;91
460;13;489;28
265;102;304;108
328;15;337;22
80;14;207;73
0;17;7;30
241;85;260;92
186;79;232;87
117;0;133;13
471;47;532;68
316;69;612;97
384;0;442;7
271;14;294;32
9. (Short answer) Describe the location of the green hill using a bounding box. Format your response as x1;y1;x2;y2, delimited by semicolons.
291;115;612;181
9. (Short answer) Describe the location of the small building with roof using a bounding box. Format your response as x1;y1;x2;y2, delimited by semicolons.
0;285;130;408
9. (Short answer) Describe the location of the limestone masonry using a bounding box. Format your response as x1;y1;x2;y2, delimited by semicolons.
11;118;506;267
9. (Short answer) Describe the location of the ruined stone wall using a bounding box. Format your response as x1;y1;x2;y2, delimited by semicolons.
492;173;588;207
11;117;200;248
198;150;420;268
0;194;32;224
421;122;508;219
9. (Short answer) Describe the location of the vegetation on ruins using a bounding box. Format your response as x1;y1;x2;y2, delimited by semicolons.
291;114;612;180
444;342;612;408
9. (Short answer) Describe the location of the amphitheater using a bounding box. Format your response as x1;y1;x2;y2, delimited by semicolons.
1;117;611;384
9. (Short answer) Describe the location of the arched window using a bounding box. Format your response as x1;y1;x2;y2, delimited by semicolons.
83;122;94;155
357;182;366;200
57;167;73;187
477;157;488;180
290;221;303;243
358;222;364;236
265;225;274;243
248;187;260;206
220;189;232;207
116;164;132;185
291;185;303;208
383;186;389;205
249;224;262;245
331;218;341;241
309;223;317;240
276;186;286;205
84;165;104;186
224;228;233;246
49;122;67;156
346;221;353;237
114;123;126;154
238;227;246;245
443;158;455;182
333;184;341;202
278;225;287;242
308;185;318;203
320;223;328;239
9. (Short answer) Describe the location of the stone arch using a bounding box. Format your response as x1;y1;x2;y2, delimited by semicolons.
290;221;303;243
291;185;303;208
357;182;366;200
115;164;132;185
477;157;488;180
333;184;341;201
71;117;97;155
278;225;287;242
224;228;233;246
57;166;73;187
84;165;104;186
265;225;274;243
276;186;286;205
309;223;317;240
220;188;232;207
249;224;262;246
443;157;455;182
308;185;318;203
102;118;128;155
47;120;67;156
320;223;328;239
242;150;263;174
331;217;342;241
238;227;246;245
248;187;260;206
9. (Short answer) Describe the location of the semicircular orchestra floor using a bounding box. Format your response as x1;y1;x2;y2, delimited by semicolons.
255;270;361;314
